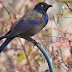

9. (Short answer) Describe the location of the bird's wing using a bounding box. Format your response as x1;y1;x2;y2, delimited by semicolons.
9;10;43;37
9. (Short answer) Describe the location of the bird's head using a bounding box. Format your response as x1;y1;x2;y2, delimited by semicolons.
34;2;52;12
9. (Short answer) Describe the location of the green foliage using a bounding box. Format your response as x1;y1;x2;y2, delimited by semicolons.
27;47;32;56
17;50;26;62
33;52;42;65
24;5;31;13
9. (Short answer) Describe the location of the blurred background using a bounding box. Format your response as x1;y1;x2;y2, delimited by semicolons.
0;0;72;72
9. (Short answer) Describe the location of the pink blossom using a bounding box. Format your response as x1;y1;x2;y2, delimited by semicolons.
17;64;22;70
29;0;34;2
54;42;60;47
61;42;69;47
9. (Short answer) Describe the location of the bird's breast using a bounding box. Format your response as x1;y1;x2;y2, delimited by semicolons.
43;14;48;24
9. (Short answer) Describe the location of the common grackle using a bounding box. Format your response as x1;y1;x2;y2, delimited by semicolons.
0;2;52;53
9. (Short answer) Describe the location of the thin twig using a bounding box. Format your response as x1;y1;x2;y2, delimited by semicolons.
54;18;64;37
0;0;11;19
18;38;33;72
64;1;72;15
60;64;68;72
0;0;13;27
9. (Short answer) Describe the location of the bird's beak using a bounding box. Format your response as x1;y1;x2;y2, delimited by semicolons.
48;5;52;7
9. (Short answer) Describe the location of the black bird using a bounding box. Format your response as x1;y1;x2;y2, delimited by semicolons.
0;2;52;53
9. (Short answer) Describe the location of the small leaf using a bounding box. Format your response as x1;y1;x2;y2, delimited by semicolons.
62;55;69;63
16;50;26;62
66;34;72;40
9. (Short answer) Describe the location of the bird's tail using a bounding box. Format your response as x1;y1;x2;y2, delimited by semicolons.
0;37;14;53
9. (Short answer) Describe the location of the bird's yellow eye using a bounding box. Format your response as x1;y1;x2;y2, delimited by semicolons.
41;5;44;7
